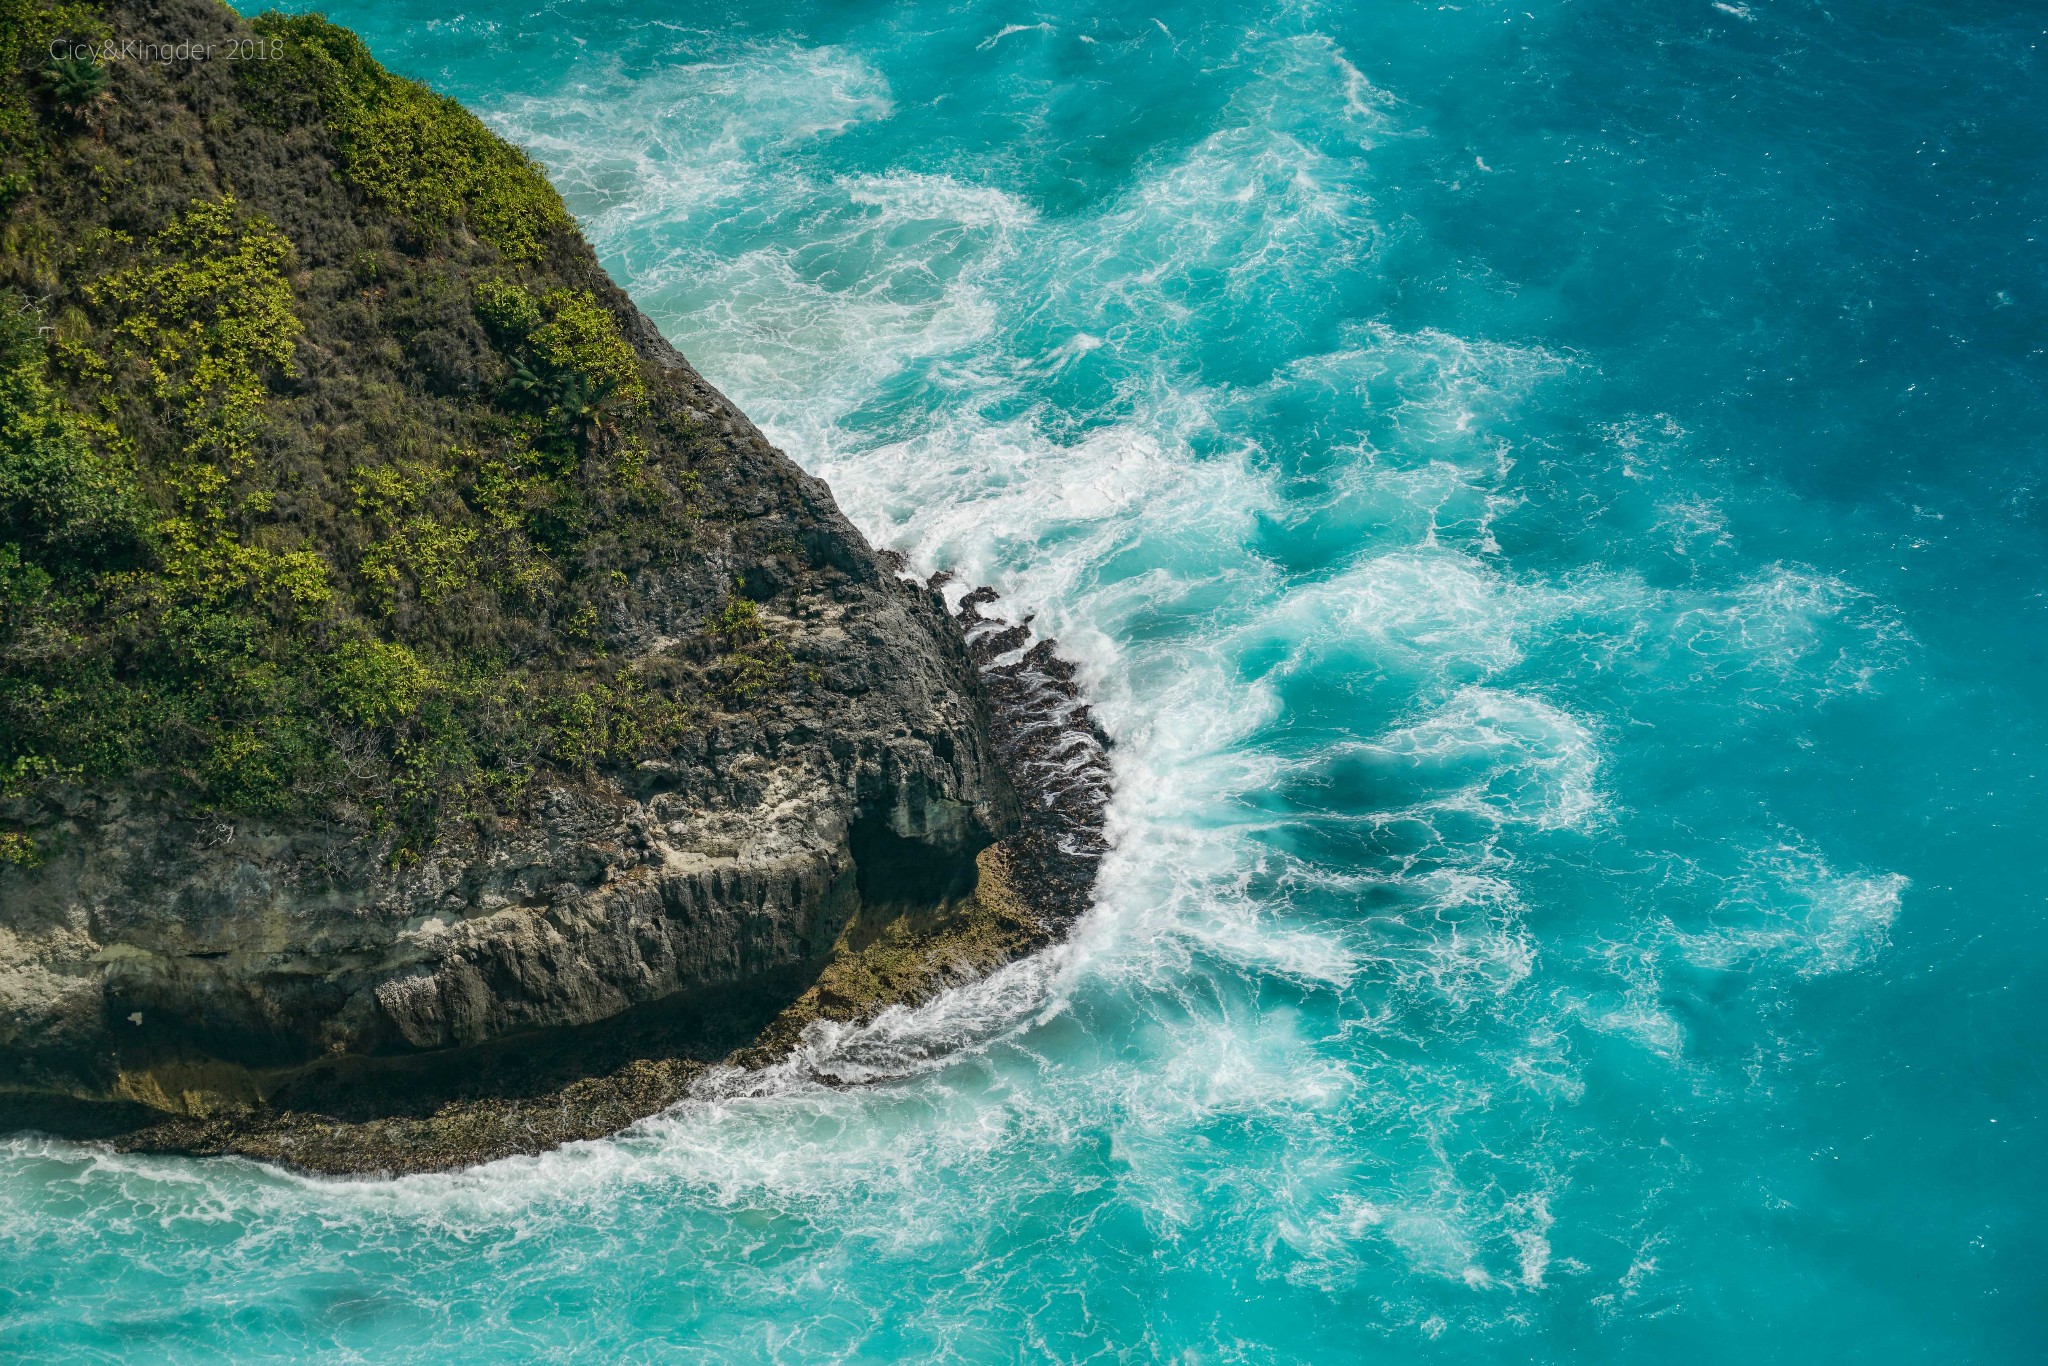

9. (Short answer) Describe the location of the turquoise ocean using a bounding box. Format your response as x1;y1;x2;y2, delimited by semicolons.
5;0;2045;1359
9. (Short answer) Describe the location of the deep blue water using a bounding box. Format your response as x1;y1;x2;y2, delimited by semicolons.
5;0;2045;1360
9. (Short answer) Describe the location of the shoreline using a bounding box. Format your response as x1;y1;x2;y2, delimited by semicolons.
41;583;1111;1178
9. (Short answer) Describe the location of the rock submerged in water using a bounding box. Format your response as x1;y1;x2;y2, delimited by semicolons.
0;0;1107;1174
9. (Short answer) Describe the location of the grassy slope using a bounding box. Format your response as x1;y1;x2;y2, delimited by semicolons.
0;2;809;862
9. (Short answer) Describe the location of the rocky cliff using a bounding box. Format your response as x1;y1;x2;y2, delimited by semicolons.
0;0;1107;1172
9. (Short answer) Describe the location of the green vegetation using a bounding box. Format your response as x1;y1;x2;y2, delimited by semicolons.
478;278;646;455
350;461;479;613
38;53;112;133
528;290;648;405
94;196;303;479
0;301;144;573
239;12;572;261
0;2;108;183
0;4;806;859
329;638;429;728
706;585;795;703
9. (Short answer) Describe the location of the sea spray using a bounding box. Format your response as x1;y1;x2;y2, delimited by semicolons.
6;0;2044;1359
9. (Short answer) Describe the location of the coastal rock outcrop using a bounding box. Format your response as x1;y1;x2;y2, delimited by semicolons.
0;0;1105;1171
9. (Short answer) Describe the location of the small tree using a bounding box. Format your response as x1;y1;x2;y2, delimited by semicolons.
506;358;620;453
40;54;112;136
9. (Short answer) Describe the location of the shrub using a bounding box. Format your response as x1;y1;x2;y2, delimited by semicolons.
473;276;543;339
0;295;146;574
39;54;112;131
478;280;644;409
542;673;689;773
530;290;646;404
709;590;766;646
707;587;794;703
351;461;479;613
0;831;39;867
90;195;301;476
330;638;430;727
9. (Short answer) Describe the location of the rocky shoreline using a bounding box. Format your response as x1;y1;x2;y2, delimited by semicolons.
33;587;1110;1177
946;576;1114;929
728;570;1116;1070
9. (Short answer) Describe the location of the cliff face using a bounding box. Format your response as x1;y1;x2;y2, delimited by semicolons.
0;0;1100;1171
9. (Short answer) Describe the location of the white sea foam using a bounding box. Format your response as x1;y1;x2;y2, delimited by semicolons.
1364;687;1606;833
1248;548;1546;691
488;42;894;228
455;38;1937;1316
1675;843;1909;978
976;22;1055;51
0;20;1937;1356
